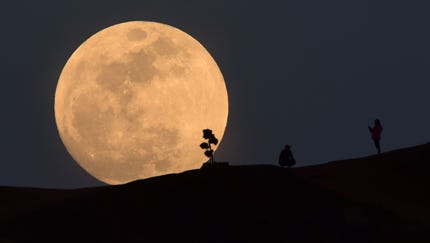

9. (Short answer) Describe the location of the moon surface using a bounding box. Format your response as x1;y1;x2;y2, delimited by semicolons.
55;21;228;185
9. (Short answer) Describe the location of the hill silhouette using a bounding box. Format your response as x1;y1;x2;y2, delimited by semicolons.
1;143;430;242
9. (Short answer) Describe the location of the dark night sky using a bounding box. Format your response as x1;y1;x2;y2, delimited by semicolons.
1;1;429;188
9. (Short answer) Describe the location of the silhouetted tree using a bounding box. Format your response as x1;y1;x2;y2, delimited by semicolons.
200;129;218;164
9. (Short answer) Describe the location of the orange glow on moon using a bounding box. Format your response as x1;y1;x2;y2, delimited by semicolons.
54;21;228;184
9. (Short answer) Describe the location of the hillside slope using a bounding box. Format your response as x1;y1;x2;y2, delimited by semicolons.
295;143;430;220
1;143;429;242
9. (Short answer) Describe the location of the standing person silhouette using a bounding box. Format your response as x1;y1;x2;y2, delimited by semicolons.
368;119;383;154
279;144;296;168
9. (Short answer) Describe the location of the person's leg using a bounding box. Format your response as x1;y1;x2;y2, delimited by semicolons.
374;139;381;154
377;141;381;154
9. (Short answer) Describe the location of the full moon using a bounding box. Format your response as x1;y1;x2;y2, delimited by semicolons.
55;21;228;185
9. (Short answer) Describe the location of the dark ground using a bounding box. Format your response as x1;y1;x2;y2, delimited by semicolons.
1;143;430;242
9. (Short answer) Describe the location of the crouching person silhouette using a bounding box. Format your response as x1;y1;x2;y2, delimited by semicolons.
279;144;296;168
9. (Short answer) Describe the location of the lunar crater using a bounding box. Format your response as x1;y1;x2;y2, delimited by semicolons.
127;28;147;41
152;35;180;57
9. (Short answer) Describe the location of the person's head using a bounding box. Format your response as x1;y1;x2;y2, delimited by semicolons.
375;119;381;126
284;144;291;149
